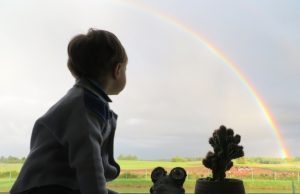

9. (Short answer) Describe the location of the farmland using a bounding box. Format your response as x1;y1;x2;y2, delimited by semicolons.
1;159;300;193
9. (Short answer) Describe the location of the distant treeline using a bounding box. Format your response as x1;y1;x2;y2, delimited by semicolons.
170;156;203;162
233;156;300;164
169;156;300;164
1;155;300;164
0;156;26;163
117;154;138;160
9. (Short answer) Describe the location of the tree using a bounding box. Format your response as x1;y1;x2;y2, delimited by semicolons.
171;156;187;162
117;154;138;160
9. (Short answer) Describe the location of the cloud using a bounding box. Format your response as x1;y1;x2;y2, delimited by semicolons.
1;0;299;159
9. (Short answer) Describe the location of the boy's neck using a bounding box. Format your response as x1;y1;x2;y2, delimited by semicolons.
86;77;112;95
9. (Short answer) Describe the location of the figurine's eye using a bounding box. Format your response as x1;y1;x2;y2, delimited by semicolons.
151;167;167;183
170;167;187;186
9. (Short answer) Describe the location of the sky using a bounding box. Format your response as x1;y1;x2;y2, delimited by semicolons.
0;0;299;160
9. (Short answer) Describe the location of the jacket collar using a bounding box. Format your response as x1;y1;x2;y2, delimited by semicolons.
75;77;112;103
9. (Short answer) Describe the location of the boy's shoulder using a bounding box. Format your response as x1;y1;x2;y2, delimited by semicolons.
40;82;110;125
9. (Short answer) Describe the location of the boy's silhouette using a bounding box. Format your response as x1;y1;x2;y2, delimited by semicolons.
9;28;128;194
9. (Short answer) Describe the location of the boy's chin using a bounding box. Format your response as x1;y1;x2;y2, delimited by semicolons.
108;90;122;95
109;92;118;95
110;87;125;95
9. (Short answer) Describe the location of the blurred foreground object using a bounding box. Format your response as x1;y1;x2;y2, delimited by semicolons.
150;167;186;194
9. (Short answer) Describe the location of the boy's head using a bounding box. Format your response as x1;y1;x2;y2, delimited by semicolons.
67;28;128;95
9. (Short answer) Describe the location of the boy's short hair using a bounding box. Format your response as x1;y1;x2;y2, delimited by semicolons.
67;28;128;80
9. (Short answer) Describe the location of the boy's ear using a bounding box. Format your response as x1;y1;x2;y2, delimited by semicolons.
113;63;122;79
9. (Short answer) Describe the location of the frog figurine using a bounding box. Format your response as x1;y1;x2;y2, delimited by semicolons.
150;167;187;194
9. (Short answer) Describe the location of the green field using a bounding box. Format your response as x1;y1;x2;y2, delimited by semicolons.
1;160;300;193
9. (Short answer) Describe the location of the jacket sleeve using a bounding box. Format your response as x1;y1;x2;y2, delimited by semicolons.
61;103;108;194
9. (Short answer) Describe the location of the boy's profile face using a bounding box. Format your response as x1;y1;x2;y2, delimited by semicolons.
111;62;127;95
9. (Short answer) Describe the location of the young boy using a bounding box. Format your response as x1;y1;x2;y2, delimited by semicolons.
9;28;128;194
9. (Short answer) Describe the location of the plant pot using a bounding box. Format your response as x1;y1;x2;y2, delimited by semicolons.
194;178;245;194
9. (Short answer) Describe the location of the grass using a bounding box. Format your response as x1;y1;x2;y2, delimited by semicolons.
0;161;202;171
2;177;300;193
0;178;14;192
0;163;23;172
1;160;300;193
107;179;300;193
117;160;202;169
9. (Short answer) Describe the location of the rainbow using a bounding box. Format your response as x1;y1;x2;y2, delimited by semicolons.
119;0;291;158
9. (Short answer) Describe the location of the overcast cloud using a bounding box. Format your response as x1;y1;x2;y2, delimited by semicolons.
0;0;299;159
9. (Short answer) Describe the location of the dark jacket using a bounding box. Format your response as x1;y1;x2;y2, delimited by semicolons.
9;78;120;194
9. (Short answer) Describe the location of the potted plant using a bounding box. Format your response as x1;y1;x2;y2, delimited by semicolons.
195;125;245;194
